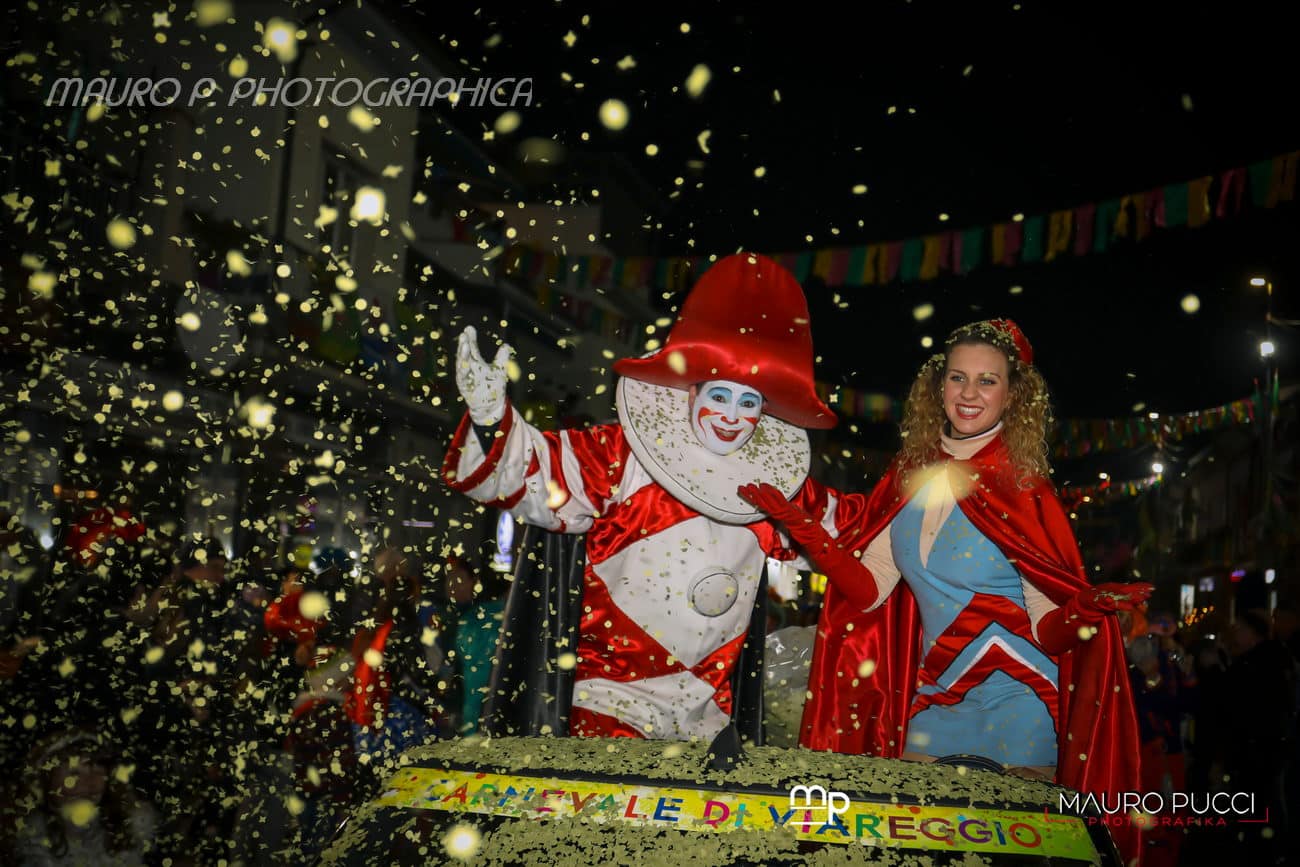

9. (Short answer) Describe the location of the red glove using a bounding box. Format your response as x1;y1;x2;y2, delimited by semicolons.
738;483;878;608
1035;582;1154;655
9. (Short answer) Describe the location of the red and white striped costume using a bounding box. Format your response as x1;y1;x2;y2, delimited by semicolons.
442;405;852;741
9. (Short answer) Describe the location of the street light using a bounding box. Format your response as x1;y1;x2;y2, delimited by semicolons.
1260;339;1276;358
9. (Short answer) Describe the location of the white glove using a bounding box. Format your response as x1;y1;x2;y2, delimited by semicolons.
455;326;512;426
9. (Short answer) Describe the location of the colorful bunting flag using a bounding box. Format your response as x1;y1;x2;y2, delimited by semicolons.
471;148;1299;298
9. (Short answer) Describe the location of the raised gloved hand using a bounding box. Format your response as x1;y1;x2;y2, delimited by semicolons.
738;482;878;607
455;326;513;426
1035;581;1154;655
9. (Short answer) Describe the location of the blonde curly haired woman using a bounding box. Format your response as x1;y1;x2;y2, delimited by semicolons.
741;319;1151;865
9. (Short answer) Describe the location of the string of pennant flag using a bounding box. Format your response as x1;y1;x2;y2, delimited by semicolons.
1060;475;1162;510
472;147;1300;293
1052;397;1256;458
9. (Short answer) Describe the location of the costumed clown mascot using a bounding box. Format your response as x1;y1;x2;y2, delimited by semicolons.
442;252;842;743
738;318;1150;865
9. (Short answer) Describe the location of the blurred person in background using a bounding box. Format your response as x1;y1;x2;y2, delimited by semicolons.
444;554;507;736
1222;611;1297;865
9;726;156;866
346;547;445;776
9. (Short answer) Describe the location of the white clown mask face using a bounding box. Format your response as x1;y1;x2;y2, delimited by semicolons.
689;380;763;456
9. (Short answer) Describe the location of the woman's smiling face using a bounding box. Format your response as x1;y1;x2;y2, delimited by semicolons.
942;342;1011;437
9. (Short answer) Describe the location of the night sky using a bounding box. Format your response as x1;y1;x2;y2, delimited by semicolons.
391;0;1300;425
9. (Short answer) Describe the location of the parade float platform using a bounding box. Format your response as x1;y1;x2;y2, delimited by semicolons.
319;735;1119;866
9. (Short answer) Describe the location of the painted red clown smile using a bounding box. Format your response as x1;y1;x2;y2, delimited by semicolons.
711;424;742;442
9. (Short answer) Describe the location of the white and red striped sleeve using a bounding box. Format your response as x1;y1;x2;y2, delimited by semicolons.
440;405;629;534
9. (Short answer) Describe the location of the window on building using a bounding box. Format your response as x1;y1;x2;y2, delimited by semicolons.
320;153;363;259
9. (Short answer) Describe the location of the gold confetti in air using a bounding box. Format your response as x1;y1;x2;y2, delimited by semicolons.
852;183;868;195
921;336;934;348
557;652;577;670
685;64;712;98
857;659;877;678
545;480;569;510
912;303;934;321
228;55;248;78
348;105;378;131
754;166;767;178
28;272;56;297
226;249;252;276
599;99;629;131
495;111;521;134
667;350;687;375
362;648;384;668
350;186;386;223
61;800;99;828
262;18;300;63
443;823;482;860
298;591;329;619
195;0;232;27
1181;294;1200;314
244;396;276;429
505;358;521;382
178;312;201;332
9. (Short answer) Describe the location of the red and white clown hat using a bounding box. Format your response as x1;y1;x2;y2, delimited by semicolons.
614;253;837;428
613;253;836;524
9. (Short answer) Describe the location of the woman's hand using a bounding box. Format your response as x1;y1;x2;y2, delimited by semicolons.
1036;582;1155;655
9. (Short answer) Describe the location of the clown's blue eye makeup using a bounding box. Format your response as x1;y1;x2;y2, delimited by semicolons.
707;386;732;403
738;393;760;410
